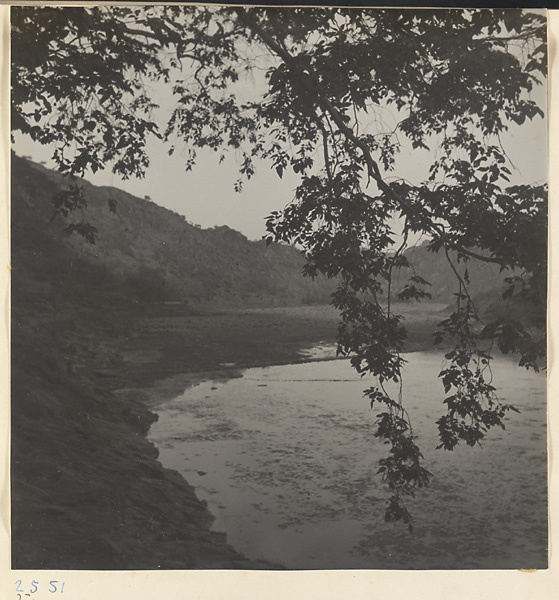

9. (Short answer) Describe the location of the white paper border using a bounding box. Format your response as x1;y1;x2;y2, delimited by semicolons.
0;5;556;599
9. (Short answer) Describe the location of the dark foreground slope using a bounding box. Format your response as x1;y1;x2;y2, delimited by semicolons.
11;311;260;569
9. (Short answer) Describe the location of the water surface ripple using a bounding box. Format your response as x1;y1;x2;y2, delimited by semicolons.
148;352;547;569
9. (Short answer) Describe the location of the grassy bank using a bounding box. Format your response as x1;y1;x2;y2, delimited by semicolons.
11;299;447;569
106;301;448;395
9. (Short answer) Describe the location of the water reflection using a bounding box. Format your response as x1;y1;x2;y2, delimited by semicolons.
148;353;547;569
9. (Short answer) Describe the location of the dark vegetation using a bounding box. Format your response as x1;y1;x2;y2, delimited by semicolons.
12;154;335;310
393;244;542;324
12;152;532;327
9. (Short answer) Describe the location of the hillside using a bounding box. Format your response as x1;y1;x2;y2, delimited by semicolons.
11;153;334;310
396;244;506;304
390;241;542;325
13;153;528;320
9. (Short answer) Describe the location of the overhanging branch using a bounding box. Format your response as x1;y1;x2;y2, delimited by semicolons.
235;7;509;268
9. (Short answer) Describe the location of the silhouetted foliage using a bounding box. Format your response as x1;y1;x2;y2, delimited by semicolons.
12;5;547;525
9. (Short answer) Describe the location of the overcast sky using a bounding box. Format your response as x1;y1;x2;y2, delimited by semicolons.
13;33;548;243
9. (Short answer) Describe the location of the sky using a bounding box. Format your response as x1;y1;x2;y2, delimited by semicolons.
13;77;302;242
12;20;549;243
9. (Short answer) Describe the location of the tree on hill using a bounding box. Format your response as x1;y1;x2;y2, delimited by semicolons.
11;5;547;528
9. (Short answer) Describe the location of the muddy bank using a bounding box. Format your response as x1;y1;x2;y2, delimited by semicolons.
11;300;448;569
10;303;345;569
107;301;448;407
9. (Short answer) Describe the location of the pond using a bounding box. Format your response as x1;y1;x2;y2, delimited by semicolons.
148;352;547;569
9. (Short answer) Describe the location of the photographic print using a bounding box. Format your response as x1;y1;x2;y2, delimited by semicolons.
10;4;548;571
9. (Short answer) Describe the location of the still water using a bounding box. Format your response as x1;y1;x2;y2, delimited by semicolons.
148;352;547;569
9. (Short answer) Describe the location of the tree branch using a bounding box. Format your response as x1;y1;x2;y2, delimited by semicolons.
121;25;164;42
235;7;510;268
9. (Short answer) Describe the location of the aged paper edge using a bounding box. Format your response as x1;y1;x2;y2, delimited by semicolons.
0;5;556;599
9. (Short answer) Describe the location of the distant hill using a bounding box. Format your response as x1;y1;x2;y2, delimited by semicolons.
391;240;540;323
393;243;506;303
11;154;335;310
12;153;537;323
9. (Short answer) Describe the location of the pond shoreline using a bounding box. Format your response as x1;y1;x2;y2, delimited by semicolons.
11;302;448;569
148;352;547;569
11;304;343;569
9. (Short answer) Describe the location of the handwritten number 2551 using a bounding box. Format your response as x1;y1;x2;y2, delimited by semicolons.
15;580;65;595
